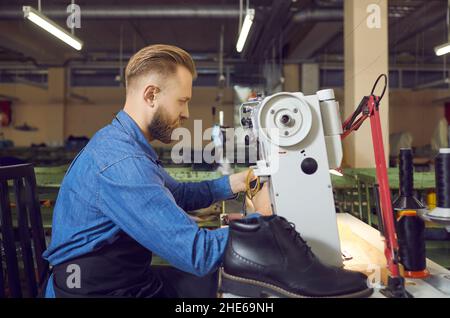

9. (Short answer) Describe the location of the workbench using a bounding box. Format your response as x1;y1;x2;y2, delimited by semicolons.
222;213;450;298
333;168;436;228
336;213;449;298
344;167;435;189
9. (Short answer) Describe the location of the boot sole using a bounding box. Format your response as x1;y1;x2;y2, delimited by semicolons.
219;268;373;298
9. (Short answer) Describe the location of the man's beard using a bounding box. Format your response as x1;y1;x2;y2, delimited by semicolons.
148;108;182;144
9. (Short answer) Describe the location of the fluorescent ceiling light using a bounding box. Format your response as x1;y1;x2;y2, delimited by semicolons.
435;42;450;56
236;9;255;53
23;6;83;51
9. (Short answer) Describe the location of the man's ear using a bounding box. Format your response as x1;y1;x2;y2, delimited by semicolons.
143;85;160;107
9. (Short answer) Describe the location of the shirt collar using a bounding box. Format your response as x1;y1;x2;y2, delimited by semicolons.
113;110;159;162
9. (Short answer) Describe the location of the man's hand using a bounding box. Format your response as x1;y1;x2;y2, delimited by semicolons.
228;169;255;194
228;169;273;216
246;183;273;216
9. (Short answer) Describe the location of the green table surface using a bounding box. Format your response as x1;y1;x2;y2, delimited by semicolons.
33;165;224;186
35;166;436;190
29;166;437;228
31;166;227;228
344;168;435;190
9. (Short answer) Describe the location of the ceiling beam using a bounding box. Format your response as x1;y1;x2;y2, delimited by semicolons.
287;22;342;60
0;21;75;64
248;0;293;61
390;1;447;50
0;5;242;19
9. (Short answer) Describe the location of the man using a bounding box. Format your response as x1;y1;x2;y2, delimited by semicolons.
43;44;270;298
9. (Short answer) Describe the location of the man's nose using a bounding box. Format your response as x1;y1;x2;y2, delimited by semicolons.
181;105;189;119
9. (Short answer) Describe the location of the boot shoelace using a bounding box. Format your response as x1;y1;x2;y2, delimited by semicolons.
283;220;315;258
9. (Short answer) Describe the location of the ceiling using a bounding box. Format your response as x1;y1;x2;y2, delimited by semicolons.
0;0;448;85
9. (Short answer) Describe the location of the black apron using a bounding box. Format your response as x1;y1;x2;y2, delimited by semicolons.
52;231;163;298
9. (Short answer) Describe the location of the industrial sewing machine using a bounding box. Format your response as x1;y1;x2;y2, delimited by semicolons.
235;76;450;298
239;89;344;267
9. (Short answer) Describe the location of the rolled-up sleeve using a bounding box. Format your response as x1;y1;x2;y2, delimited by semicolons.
97;156;229;277
159;168;236;211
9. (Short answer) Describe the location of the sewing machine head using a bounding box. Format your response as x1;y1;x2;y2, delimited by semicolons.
238;89;345;267
239;89;343;172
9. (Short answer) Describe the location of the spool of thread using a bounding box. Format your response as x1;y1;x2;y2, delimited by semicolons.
393;149;428;278
396;210;429;278
393;148;424;210
427;149;450;223
436;149;450;209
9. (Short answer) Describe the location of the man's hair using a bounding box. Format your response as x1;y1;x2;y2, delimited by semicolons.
125;44;197;90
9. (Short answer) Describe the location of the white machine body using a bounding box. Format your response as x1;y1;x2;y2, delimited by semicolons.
240;89;344;266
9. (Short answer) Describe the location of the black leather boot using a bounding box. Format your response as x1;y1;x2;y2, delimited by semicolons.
220;215;373;298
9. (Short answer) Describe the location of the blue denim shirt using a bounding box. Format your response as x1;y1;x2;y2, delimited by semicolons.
43;110;237;297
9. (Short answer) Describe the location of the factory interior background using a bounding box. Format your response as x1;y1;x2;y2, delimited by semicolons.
0;0;449;298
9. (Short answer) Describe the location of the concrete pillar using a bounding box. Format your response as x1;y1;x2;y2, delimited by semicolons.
282;64;300;92
300;63;320;95
344;0;389;168
47;67;66;146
